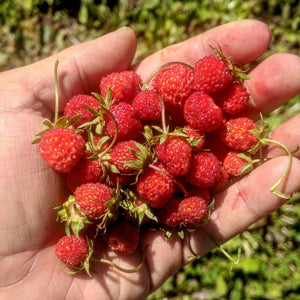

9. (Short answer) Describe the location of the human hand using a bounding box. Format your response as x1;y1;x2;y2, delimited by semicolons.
1;20;300;300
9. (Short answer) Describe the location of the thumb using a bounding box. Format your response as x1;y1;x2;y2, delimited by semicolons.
4;27;137;111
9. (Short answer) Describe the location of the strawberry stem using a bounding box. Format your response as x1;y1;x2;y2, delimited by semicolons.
264;138;294;199
54;59;60;124
143;61;194;88
202;228;240;265
148;163;189;196
92;245;149;273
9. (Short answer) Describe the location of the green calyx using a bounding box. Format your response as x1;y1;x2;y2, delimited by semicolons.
55;195;91;237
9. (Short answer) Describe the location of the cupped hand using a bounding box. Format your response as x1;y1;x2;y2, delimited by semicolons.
0;20;300;300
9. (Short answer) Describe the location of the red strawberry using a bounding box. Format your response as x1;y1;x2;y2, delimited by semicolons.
67;155;103;192
64;94;100;128
219;117;258;151
223;151;249;176
100;70;142;105
152;63;193;108
55;234;90;268
132;90;162;121
213;82;250;115
136;162;175;208
186;152;221;187
104;102;142;142
39;128;85;173
156;195;182;227
109;140;147;174
184;125;205;151
74;183;112;219
184;92;223;132
106;221;139;254
193;54;233;94
178;196;208;226
155;137;192;177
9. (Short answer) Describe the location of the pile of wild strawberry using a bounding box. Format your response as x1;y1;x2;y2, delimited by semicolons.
33;46;286;274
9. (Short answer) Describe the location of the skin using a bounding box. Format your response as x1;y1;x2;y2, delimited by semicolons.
0;19;300;299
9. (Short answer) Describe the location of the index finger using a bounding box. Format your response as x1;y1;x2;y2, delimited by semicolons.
132;19;271;80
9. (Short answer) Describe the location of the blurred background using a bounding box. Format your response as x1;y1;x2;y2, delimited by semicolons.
1;0;300;299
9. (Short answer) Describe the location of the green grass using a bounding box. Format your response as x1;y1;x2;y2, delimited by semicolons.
1;1;300;299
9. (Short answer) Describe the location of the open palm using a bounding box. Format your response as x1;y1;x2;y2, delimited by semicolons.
1;20;300;300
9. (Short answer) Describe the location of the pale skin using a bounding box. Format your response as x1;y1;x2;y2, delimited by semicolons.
1;19;300;300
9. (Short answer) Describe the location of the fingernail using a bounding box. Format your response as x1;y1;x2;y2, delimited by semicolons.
117;26;131;31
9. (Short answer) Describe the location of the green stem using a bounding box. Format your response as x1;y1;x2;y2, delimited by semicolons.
203;228;239;264
91;246;149;273
264;138;293;199
149;163;189;196
54;59;60;124
97;104;118;162
143;61;194;88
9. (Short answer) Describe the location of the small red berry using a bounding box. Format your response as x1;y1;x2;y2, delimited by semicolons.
186;152;221;187
136;163;175;208
213;82;250;115
219;117;258;151
178;196;208;226
107;221;139;254
132;90;162;121
155;137;192;177
193;54;233;94
55;234;89;267
184;92;223;132
152;63;194;108
64;94;100;127
74;183;112;219
104;102;142;142
39;128;85;173
223;151;249;176
100;70;142;105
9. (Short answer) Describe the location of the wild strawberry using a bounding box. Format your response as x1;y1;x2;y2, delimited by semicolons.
38;128;85;173
74;183;112;219
100;70;142;105
184;125;205;151
55;234;91;270
213;81;250;115
132;90;162;121
67;155;103;192
178;196;208;226
106;221;139;254
155;137;192;177
186;152;221;187
109;140;148;174
64;94;100;128
136;163;175;208
192;53;233;94
184;92;223;132
223;151;250;176
219;117;258;151
104;102;142;142
155;195;182;228
152;63;193;108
